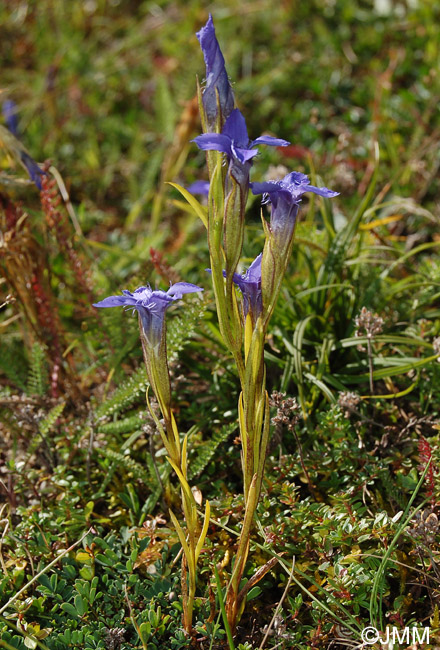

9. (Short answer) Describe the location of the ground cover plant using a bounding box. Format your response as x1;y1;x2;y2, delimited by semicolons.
1;1;440;648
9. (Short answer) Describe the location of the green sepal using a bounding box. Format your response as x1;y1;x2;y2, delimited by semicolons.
208;156;225;251
243;318;265;418
223;173;246;278
196;76;208;134
261;226;297;328
139;314;172;422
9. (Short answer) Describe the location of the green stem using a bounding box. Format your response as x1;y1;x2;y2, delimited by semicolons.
225;474;258;631
254;393;271;501
213;563;236;650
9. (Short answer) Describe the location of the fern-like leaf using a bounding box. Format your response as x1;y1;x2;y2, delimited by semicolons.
27;342;49;396
97;447;152;485
167;301;205;362
95;366;148;419
39;402;65;436
188;423;236;480
97;413;145;435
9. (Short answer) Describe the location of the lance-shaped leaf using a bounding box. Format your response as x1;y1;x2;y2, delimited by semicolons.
195;500;211;563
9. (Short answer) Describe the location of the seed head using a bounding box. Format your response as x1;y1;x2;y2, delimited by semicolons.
355;306;384;338
338;391;360;417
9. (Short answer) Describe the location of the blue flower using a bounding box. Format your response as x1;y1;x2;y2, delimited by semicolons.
251;171;338;238
93;282;203;347
2;100;19;137
187;180;210;196
231;254;262;321
208;254;262;321
20;152;46;190
197;14;235;126
193;108;289;165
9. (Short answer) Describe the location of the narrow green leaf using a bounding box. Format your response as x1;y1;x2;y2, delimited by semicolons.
167;182;208;228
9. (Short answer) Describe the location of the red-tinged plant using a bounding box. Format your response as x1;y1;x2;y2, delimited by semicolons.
40;174;94;307
0;196;65;396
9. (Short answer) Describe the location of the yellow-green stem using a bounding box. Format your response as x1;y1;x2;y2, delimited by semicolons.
225;474;258;631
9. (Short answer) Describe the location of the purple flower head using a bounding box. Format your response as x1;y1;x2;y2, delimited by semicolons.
3;100;19;137
231;254;262;321
193;108;289;166
93;282;203;347
251;171;339;238
208;254;262;321
197;14;235;126
187;180;210;196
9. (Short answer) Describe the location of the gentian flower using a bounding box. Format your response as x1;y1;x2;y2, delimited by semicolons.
251;171;339;323
94;281;203;427
194;109;288;301
230;254;262;322
193;108;289;166
93;282;203;348
196;14;235;127
251;171;338;239
207;253;262;323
